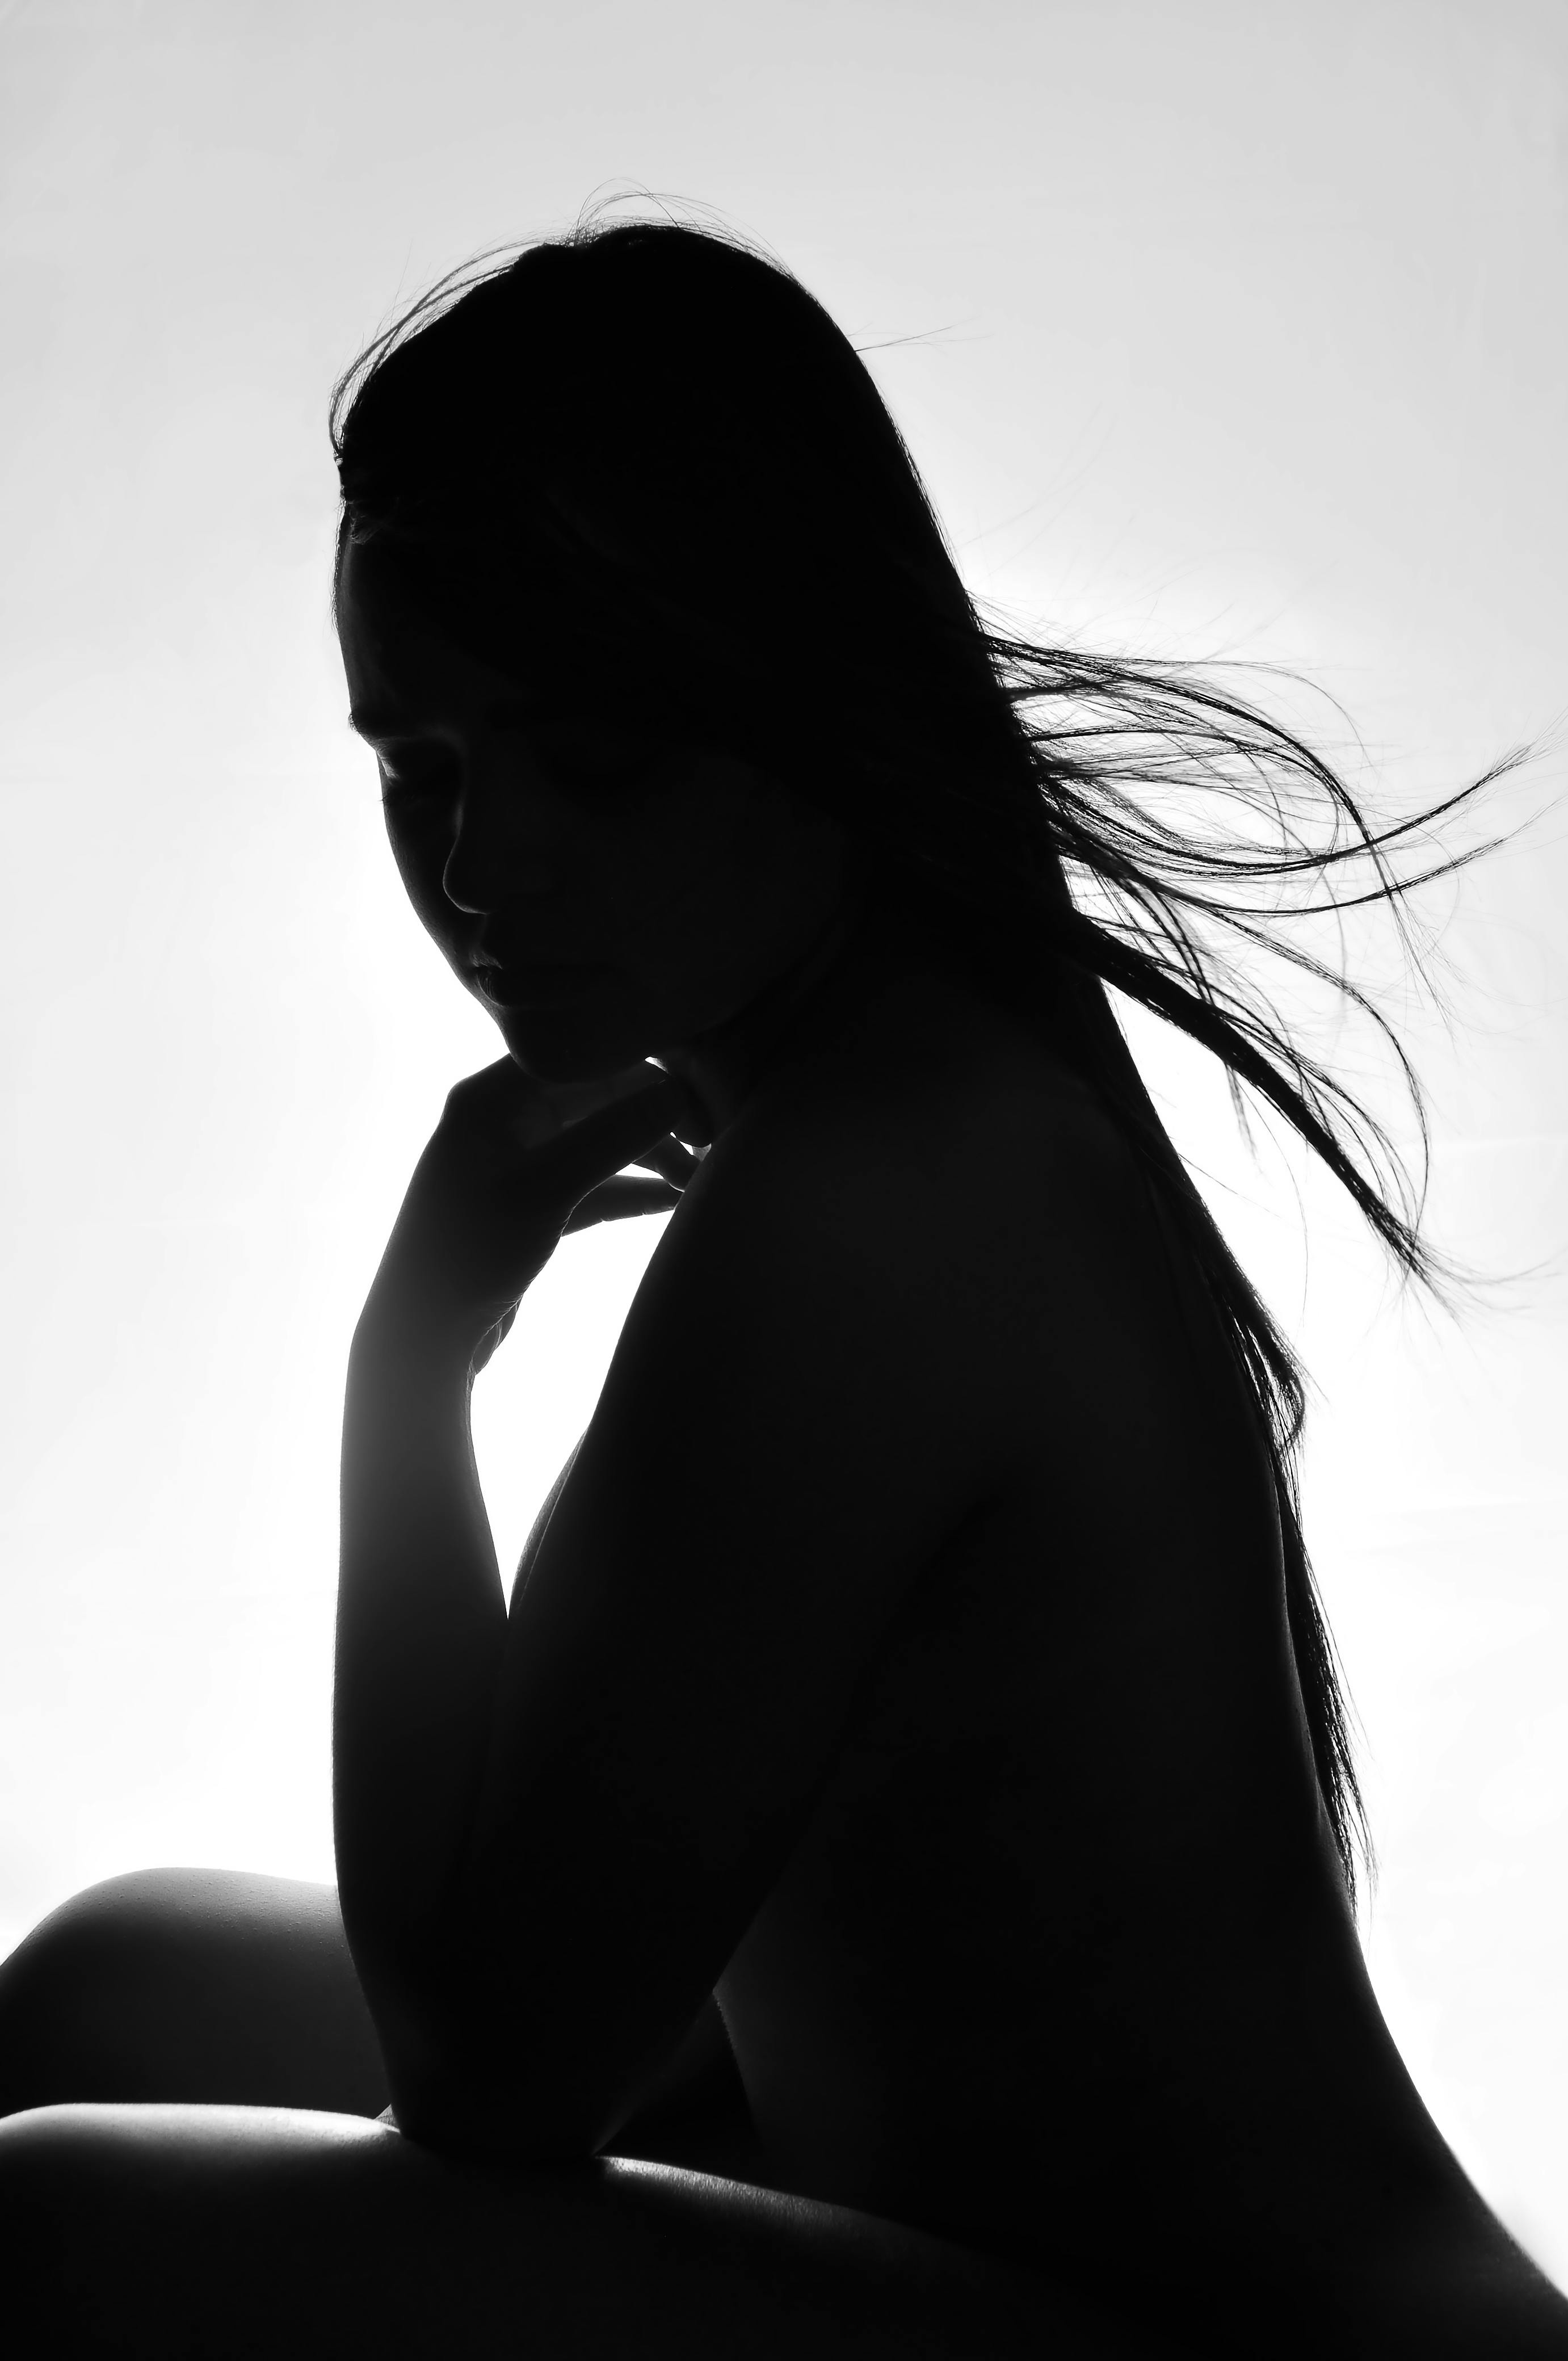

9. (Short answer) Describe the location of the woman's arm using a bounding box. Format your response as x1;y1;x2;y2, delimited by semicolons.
332;1057;696;2134
331;1058;1010;2165
334;1313;506;2017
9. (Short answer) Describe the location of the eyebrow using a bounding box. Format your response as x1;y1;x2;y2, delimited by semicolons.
347;696;537;741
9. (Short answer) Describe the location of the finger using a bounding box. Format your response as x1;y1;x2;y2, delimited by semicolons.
528;1078;686;1203
659;1086;713;1150
541;1061;669;1129
562;1176;684;1234
629;1135;703;1184
443;1055;540;1127
448;1056;663;1142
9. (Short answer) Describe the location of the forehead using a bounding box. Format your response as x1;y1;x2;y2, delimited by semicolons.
335;535;716;750
337;540;537;732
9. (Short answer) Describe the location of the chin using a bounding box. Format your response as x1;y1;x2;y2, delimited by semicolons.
492;1005;654;1086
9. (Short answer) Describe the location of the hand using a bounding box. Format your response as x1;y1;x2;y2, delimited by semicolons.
361;1056;709;1363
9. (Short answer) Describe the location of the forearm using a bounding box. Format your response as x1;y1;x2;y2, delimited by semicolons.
327;1060;692;2146
334;1293;508;2020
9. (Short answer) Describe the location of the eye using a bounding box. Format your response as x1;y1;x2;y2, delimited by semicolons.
377;752;457;809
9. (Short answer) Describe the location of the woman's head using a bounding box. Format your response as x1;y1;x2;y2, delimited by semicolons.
337;526;855;1090
330;212;1053;1082
331;217;1013;787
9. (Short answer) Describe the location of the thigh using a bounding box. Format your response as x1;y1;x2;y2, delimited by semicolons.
0;2100;1189;2360
0;1868;386;2118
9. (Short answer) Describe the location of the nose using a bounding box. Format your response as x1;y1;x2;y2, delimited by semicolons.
441;757;564;914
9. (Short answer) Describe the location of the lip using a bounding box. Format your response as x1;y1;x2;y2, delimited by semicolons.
475;960;611;1009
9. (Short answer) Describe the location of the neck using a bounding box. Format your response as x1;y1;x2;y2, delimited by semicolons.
657;881;940;1141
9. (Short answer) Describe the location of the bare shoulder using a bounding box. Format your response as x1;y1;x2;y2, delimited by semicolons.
738;981;1141;1214
671;993;1182;1431
657;985;1283;1660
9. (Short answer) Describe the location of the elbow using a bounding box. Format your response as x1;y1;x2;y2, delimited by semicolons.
357;1951;635;2167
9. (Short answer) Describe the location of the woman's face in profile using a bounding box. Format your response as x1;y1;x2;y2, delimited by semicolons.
335;539;852;1089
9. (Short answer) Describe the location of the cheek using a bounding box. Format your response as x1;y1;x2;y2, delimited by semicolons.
630;793;763;911
578;813;708;934
625;865;749;988
664;825;811;957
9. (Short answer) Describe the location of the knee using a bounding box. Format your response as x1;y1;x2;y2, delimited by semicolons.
0;1871;165;2111
0;1868;387;2119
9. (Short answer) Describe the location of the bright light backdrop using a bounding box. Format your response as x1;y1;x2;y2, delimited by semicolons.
2;0;1566;2281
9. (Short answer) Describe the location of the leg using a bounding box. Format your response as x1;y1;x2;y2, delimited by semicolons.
0;1866;771;2178
0;2100;1189;2359
0;1867;388;2118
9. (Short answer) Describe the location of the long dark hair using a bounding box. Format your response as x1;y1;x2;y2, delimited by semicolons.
329;194;1558;1914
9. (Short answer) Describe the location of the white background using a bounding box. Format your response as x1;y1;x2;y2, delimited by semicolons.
2;0;1566;2280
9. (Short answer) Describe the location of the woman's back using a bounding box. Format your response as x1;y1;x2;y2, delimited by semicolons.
572;942;1534;2346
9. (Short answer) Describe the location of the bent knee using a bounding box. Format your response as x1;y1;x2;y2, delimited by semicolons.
0;1868;388;2118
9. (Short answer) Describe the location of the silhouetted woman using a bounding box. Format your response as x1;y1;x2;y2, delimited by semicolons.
2;202;1565;2358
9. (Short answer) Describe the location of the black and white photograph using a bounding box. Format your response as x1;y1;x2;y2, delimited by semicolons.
0;3;1565;2351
